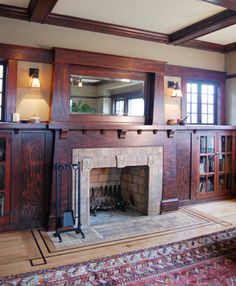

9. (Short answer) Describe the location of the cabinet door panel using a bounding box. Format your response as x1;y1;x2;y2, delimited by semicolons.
197;131;235;200
19;132;46;223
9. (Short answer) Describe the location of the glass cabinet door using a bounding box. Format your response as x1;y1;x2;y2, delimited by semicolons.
198;132;235;199
198;135;216;196
218;134;234;194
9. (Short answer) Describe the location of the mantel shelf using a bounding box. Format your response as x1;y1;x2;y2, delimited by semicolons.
48;122;236;132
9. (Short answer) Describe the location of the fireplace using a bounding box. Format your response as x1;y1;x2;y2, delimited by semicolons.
73;147;163;226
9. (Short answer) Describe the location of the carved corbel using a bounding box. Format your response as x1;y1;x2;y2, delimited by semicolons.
117;129;127;139
60;129;68;139
167;130;175;138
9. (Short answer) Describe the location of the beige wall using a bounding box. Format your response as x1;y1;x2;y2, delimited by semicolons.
164;76;182;122
225;51;236;125
1;17;232;123
16;61;52;121
0;17;225;71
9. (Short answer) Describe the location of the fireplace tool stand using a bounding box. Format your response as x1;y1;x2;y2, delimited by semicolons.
54;162;85;242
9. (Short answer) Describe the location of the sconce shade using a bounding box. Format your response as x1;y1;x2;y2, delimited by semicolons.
29;68;41;88
168;81;182;97
78;77;83;87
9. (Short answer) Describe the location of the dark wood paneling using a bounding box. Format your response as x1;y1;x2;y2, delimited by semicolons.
50;51;166;124
54;48;166;74
199;0;236;11
165;64;226;81
0;43;52;63
19;132;46;222
169;10;236;45
152;74;165;125
29;0;58;23
3;129;54;231
5;60;17;122
50;63;69;121
176;132;192;201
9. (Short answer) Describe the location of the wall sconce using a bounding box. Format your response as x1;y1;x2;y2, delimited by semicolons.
29;68;41;88
168;81;182;97
78;77;83;87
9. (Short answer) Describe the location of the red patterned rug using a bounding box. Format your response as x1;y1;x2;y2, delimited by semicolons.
1;228;236;285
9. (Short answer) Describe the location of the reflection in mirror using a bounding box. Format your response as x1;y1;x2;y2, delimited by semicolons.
70;75;145;116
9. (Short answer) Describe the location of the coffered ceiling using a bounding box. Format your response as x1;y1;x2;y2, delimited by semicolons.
0;0;236;53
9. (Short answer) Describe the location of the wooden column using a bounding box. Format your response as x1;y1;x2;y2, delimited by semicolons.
5;60;17;122
152;73;165;125
50;63;69;121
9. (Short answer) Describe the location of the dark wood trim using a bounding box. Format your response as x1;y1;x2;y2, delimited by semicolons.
28;0;58;23
226;73;236;79
5;60;17;122
165;64;226;81
46;13;168;44
48;122;236;131
169;9;236;45
54;48;166;74
152;74;165;125
0;4;29;20
199;0;236;11
181;39;225;53
0;43;52;63
224;41;236;53
50;63;69;121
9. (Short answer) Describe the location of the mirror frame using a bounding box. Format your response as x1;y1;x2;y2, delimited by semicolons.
68;65;148;124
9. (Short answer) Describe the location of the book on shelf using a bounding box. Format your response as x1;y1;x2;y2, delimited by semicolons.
0;193;4;217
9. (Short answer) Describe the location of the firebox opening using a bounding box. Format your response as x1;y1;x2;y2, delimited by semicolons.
90;166;149;225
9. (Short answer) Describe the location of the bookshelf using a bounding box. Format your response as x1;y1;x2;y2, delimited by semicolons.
198;132;235;198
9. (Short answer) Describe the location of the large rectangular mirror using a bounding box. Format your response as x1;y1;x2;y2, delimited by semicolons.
70;75;145;116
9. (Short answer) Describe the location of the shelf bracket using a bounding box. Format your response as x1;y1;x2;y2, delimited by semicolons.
117;129;127;139
167;129;175;138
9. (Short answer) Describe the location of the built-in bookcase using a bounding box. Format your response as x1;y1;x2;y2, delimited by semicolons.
0;133;10;225
198;132;235;198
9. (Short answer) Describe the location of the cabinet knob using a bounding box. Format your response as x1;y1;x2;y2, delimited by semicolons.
215;152;219;156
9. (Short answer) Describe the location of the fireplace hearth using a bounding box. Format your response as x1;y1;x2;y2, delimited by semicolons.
73;147;163;226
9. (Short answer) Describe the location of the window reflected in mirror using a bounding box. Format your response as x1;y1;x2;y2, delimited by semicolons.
70;75;145;116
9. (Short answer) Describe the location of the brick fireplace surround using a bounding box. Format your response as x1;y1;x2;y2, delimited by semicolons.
73;147;163;226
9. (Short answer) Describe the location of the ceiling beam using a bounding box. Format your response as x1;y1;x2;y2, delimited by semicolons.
28;0;59;23
0;4;235;53
169;9;236;45
0;4;28;20
46;13;169;44
181;39;225;53
224;41;236;52
199;0;236;11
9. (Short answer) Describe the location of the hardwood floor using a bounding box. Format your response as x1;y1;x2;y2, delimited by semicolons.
0;199;235;278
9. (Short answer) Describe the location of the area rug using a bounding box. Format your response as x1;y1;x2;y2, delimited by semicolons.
1;228;236;286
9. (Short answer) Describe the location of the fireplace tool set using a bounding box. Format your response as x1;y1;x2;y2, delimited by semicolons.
54;162;85;242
